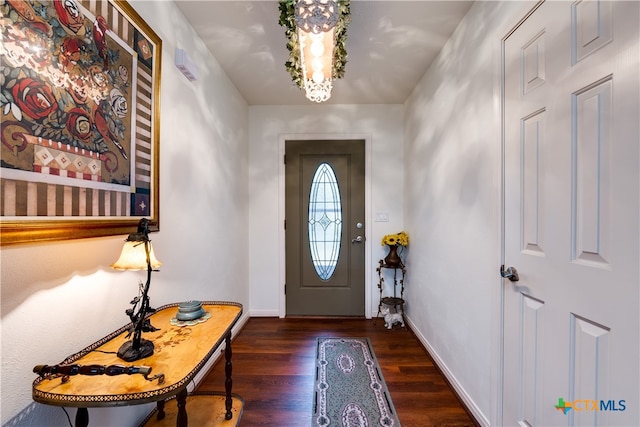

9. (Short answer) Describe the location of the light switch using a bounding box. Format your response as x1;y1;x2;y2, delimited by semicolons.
375;212;389;222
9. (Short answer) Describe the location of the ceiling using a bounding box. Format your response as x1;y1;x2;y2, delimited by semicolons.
175;1;474;105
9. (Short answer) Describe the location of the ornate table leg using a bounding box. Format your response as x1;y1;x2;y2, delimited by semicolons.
176;388;188;427
75;408;89;427
224;331;233;420
156;400;165;420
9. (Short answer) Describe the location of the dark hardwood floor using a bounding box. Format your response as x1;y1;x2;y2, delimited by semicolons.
199;317;479;427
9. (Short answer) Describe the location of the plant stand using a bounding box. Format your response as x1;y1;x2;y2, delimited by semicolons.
374;259;407;329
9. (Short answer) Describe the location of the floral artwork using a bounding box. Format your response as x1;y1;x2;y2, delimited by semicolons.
0;0;161;245
1;0;136;184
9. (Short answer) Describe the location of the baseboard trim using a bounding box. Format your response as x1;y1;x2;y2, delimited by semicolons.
249;309;281;317
405;314;491;427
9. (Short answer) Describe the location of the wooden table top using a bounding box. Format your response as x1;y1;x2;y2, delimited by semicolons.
33;302;242;407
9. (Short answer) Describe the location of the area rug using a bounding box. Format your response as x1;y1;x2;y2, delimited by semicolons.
314;337;401;427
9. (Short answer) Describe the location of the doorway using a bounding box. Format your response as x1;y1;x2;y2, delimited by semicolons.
501;1;639;425
285;139;366;316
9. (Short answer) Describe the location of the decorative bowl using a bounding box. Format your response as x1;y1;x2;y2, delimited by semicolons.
176;308;205;321
176;301;205;320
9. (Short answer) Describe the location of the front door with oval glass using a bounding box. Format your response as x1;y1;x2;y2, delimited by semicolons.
285;140;365;316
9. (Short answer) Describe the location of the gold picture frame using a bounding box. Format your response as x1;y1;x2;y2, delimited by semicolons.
0;0;161;245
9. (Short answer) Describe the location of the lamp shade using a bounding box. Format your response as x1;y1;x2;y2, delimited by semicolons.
111;240;162;271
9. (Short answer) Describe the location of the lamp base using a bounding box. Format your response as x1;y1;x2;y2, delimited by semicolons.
117;338;154;362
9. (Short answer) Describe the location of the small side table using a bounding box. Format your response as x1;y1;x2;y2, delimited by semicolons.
32;301;242;427
375;260;407;328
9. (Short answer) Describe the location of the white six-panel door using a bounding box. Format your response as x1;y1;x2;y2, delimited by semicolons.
502;1;639;425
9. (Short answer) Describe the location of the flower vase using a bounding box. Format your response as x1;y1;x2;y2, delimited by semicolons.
384;244;402;267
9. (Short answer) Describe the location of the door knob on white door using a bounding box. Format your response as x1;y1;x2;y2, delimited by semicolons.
500;265;519;282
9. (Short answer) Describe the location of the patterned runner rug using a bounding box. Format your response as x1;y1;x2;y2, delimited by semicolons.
313;337;401;427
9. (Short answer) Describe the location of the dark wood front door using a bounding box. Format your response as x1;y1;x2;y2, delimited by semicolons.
285;139;365;316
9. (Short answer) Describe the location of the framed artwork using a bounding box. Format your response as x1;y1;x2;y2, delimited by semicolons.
0;0;161;245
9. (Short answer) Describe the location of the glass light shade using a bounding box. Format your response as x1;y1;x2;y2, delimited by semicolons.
310;39;324;57
309;32;324;42
111;241;162;271
298;26;335;103
311;57;323;71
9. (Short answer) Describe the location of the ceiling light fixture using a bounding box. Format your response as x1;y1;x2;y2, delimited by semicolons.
279;0;350;103
296;0;337;102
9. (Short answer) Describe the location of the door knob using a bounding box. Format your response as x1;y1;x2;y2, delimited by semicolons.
500;265;519;282
351;236;363;243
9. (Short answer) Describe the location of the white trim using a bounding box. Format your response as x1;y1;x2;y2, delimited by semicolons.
491;31;505;427
249;309;280;317
405;314;491;427
497;2;545;426
278;133;373;318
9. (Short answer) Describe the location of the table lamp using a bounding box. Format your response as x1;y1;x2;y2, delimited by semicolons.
111;218;162;362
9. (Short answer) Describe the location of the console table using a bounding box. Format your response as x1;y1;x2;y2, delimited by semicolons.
32;301;243;427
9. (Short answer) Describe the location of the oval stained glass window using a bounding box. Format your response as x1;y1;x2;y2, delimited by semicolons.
308;162;342;281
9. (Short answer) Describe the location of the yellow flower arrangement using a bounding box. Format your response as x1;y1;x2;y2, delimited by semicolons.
381;231;409;247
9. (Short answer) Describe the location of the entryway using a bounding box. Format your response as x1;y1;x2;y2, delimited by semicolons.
284;139;366;316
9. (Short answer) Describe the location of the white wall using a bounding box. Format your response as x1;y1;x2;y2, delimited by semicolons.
403;1;525;425
248;105;405;318
0;1;250;426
